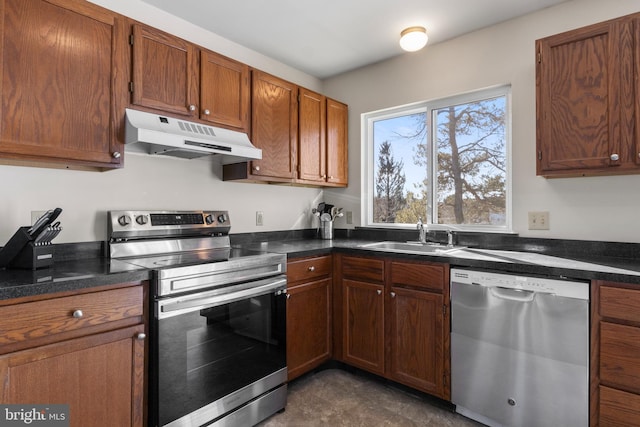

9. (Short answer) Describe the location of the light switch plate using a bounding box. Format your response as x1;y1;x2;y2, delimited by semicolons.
256;211;264;226
528;211;549;230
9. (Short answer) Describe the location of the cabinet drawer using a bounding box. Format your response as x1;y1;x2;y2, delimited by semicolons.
0;286;144;347
600;286;640;324
600;386;640;427
288;255;331;283
600;321;640;394
390;261;445;291
341;256;385;283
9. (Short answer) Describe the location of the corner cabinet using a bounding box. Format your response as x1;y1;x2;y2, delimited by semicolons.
224;72;348;187
0;0;128;170
592;281;640;426
286;255;332;381
536;12;640;177
0;282;147;427
335;254;450;400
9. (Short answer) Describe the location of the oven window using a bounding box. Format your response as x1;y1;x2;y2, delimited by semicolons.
156;291;286;426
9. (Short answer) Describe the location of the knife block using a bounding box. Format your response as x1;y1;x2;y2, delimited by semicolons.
0;227;54;270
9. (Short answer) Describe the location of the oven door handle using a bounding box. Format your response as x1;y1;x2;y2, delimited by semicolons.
157;276;287;318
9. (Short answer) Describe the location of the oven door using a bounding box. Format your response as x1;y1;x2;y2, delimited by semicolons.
150;275;287;427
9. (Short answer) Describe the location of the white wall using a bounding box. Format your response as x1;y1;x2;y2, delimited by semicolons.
0;0;324;244
323;0;640;243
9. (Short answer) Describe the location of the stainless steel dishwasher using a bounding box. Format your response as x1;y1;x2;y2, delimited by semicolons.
450;268;589;427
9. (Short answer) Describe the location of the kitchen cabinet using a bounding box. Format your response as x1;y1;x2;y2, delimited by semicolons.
223;73;348;187
286;255;332;381
130;23;198;118
336;254;449;399
130;23;250;132
536;12;640;177
593;281;640;426
0;282;147;427
0;0;128;170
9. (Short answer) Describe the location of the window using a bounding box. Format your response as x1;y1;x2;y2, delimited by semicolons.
363;85;511;231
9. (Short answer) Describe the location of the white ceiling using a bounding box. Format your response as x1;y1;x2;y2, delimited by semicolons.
140;0;570;79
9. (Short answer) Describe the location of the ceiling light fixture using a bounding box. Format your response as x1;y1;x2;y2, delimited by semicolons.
399;26;428;52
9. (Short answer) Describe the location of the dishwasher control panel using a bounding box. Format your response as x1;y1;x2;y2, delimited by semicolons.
451;269;589;300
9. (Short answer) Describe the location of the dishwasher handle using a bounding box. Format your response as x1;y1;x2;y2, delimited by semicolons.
489;286;536;302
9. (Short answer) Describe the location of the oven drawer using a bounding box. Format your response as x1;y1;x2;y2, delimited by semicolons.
0;286;144;349
288;255;331;283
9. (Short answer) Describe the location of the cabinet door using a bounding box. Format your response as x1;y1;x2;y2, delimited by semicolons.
131;24;198;117
389;286;445;397
326;98;348;186
298;88;326;183
0;0;127;168
250;70;298;180
0;324;145;427
536;18;635;176
287;278;331;381
342;279;385;375
200;50;250;132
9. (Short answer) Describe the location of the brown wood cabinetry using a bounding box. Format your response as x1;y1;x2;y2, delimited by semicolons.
0;282;147;427
223;74;348;187
536;12;640;177
593;281;640;426
335;254;449;399
0;0;128;170
286;255;332;381
130;23;250;132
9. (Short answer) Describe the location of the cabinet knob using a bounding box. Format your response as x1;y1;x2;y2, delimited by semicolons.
329;176;334;179
377;289;382;295
253;166;261;172
136;333;146;340
189;104;196;112
308;266;315;272
72;309;83;319
286;293;291;299
610;153;620;161
390;292;396;298
112;151;121;159
203;109;210;116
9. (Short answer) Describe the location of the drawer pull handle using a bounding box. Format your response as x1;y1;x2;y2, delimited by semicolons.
308;266;315;272
72;309;83;319
136;333;146;340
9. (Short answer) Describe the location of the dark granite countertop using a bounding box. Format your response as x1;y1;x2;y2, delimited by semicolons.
2;232;640;302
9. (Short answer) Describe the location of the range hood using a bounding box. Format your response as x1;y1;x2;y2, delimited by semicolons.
124;108;261;163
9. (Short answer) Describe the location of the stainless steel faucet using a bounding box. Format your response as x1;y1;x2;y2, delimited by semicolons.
417;218;427;244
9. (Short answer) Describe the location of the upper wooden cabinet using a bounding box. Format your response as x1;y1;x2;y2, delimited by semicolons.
130;24;198;118
200;51;250;132
536;13;640;177
130;23;250;132
224;77;348;187
0;0;128;170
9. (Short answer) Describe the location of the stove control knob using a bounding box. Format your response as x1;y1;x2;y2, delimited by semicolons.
205;214;214;225
118;215;131;227
136;215;148;225
217;214;228;223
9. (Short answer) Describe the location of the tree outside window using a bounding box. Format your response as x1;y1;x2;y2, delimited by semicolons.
366;86;510;230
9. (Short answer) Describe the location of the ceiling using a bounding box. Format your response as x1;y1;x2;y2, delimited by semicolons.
140;0;571;79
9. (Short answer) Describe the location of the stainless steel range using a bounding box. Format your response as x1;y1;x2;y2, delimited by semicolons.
108;210;288;427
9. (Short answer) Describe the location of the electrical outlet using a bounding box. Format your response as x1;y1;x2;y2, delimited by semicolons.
528;211;549;230
256;211;264;226
346;211;353;225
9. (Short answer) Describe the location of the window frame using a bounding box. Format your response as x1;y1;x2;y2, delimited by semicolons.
361;85;512;232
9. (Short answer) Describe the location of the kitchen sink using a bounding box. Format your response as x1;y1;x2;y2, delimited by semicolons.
359;241;465;255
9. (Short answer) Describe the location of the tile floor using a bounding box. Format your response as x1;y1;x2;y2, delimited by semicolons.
258;369;483;426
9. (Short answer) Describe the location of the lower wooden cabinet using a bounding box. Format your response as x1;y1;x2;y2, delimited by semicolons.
286;255;332;381
336;254;450;400
0;282;147;427
594;281;640;426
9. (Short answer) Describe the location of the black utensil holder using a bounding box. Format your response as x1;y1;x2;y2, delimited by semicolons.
0;227;54;270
